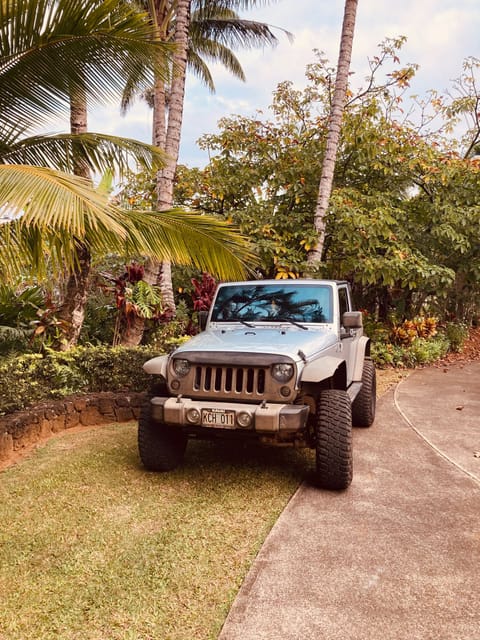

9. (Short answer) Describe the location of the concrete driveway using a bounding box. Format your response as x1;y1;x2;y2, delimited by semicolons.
219;362;480;640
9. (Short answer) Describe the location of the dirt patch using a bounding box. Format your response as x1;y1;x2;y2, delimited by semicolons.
0;423;102;471
376;368;409;396
437;326;480;366
0;391;144;473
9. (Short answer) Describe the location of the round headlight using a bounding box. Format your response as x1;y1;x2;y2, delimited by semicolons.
271;363;294;383
173;358;191;377
237;411;252;428
186;408;201;424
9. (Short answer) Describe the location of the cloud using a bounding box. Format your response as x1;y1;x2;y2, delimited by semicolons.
353;0;476;89
90;0;479;167
90;100;152;143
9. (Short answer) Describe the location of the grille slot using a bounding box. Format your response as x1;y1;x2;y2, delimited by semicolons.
194;365;266;396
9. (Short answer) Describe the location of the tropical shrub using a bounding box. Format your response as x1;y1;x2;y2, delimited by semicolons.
403;336;450;366
0;284;46;353
0;346;159;415
371;334;449;368
146;299;193;350
390;317;438;345
444;322;469;353
191;273;217;312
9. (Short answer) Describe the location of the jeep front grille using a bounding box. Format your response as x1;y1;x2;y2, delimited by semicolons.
194;365;266;396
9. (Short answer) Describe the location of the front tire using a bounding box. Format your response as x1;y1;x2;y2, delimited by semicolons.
314;389;353;490
138;385;187;471
352;359;376;428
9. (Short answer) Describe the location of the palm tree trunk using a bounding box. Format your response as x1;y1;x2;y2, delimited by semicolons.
153;0;191;310
156;0;190;210
55;86;92;350
56;243;91;349
307;0;358;268
119;0;191;346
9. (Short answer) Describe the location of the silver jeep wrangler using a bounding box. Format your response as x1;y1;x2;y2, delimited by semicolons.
138;279;376;490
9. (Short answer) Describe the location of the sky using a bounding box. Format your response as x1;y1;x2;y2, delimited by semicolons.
91;0;480;168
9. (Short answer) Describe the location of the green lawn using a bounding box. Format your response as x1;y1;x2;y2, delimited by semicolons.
0;423;308;640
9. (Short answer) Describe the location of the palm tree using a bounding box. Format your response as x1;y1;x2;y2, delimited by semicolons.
119;0;284;344
307;0;358;267
0;1;166;218
55;0;169;348
149;0;192;316
0;0;169;349
0;0;254;347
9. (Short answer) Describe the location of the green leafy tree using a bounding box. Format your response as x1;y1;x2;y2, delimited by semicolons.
193;45;479;322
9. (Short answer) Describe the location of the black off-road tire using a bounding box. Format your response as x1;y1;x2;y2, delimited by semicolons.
352;359;376;428
138;383;187;471
314;389;353;491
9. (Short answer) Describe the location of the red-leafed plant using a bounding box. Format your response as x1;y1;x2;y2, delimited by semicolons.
191;273;217;312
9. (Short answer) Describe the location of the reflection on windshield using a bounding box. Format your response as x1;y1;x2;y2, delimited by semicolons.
211;284;332;323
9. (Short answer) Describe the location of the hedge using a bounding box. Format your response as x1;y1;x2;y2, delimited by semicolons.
0;346;160;416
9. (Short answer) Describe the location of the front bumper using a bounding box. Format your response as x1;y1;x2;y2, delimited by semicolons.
151;396;309;434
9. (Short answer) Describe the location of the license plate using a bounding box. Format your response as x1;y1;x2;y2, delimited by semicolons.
201;409;235;428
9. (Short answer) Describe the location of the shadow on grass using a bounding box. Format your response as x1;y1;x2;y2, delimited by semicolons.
198;438;311;472
129;435;314;486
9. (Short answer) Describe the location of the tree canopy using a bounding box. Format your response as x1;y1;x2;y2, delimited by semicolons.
172;44;480;322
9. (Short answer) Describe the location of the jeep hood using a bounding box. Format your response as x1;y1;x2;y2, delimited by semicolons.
173;327;337;362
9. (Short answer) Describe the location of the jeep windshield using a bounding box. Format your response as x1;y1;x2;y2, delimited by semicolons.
210;283;333;324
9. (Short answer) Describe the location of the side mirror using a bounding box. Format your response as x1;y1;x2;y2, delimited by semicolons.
342;311;363;329
198;310;208;331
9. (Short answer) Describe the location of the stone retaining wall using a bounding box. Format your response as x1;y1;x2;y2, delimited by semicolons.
0;391;146;464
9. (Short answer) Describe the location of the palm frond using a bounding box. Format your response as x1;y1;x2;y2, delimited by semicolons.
191;17;285;50
0;0;174;131
0;205;257;282
187;50;218;91
1;133;166;176
194;1;276;12
186;6;291;90
189;38;245;82
0;164;127;236
122;208;257;279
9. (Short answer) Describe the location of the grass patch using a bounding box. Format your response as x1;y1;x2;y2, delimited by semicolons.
0;370;398;639
0;424;307;640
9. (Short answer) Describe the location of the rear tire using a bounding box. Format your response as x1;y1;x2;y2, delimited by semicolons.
138;383;187;471
314;389;353;490
352;359;376;428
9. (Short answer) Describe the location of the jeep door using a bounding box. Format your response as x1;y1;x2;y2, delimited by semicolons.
337;284;356;386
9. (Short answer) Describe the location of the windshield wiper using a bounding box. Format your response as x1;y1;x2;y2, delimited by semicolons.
281;318;309;330
239;319;255;328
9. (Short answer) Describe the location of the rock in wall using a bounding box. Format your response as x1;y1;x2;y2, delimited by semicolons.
0;392;146;464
